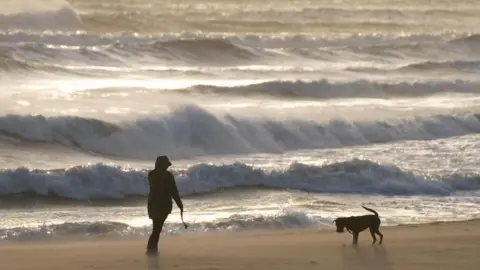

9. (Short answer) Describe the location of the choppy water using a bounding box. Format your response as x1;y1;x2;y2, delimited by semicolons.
0;0;479;242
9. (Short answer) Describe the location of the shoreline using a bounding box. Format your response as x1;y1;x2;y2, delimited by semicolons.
1;217;479;245
1;218;479;269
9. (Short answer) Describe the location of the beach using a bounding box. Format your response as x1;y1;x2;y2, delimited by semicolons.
2;219;479;270
1;0;480;269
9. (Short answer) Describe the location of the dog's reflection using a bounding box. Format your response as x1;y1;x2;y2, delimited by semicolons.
341;245;393;270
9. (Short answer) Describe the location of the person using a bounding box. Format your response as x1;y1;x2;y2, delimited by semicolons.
146;155;184;255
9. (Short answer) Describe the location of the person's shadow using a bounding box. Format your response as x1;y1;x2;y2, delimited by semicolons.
341;245;393;270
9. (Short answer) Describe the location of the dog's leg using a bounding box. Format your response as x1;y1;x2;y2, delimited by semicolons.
369;227;377;244
352;232;359;245
376;230;384;244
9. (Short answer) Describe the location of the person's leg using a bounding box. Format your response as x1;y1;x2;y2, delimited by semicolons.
146;215;168;253
147;219;161;252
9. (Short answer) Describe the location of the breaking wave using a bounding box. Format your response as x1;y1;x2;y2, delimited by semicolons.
1;159;479;202
0;1;83;32
1;106;480;159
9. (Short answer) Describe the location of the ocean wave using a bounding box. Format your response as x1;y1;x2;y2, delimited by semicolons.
1;32;480;74
147;38;260;62
0;55;110;76
0;212;319;241
0;30;477;50
0;221;133;241
186;79;480;99
74;2;478;34
398;60;480;72
0;38;263;73
448;33;480;44
1;159;479;202
0;31;459;48
0;1;83;32
1;106;480;159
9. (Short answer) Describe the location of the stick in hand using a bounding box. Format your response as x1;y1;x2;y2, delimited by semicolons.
180;210;188;229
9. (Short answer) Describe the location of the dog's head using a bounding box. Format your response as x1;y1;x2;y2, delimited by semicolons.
333;217;347;233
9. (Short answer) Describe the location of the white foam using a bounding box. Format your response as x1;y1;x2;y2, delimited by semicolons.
0;211;320;241
0;159;479;200
0;106;479;159
0;0;83;32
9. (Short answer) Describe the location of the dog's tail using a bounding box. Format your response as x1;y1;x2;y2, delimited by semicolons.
362;205;379;216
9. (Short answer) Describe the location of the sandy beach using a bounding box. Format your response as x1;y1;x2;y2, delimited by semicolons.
2;1;480;270
1;219;479;270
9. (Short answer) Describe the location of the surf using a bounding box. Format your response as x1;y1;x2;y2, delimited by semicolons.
0;0;83;32
1;107;479;159
1;159;479;201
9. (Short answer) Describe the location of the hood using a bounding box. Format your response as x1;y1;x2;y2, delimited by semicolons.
154;155;172;170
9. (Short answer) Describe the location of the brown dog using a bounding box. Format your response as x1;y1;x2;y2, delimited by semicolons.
334;206;383;245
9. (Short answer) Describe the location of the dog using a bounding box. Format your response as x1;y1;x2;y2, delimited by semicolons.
334;206;383;245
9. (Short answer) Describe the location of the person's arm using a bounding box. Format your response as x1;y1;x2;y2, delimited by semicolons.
169;172;183;211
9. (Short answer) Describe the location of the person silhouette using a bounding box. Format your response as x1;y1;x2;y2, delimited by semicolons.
146;155;184;255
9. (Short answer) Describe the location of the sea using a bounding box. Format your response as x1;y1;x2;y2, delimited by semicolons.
1;0;480;242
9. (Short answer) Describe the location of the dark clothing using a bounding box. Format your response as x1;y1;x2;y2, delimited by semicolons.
146;165;183;252
147;216;168;252
147;169;183;219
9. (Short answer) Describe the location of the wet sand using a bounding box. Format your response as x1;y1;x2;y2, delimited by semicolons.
1;219;479;270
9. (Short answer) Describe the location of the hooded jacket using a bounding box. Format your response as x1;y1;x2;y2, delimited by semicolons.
147;156;183;219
